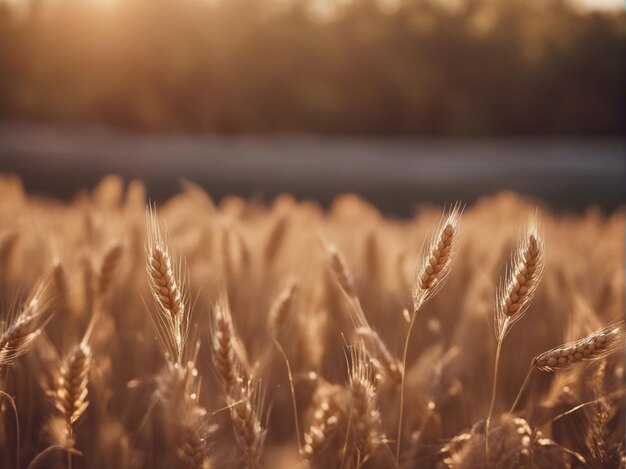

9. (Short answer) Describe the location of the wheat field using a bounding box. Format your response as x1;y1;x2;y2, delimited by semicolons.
0;173;623;469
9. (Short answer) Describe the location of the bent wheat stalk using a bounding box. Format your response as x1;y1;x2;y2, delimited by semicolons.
326;244;402;385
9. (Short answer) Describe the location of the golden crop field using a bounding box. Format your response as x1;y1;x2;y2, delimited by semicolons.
0;174;623;468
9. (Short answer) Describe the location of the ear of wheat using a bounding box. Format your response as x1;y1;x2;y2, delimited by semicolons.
98;242;124;299
55;341;91;427
52;259;73;316
534;321;624;371
145;207;189;364
495;224;544;340
210;297;249;393
302;383;346;463
327;244;357;300
228;378;267;468
264;215;289;266
156;360;214;469
412;203;462;314
0;281;51;367
267;278;298;337
348;340;383;464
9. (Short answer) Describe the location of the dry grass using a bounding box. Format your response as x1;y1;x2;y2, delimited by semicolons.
0;174;623;469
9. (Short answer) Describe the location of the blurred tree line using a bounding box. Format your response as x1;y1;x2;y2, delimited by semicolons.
0;0;623;135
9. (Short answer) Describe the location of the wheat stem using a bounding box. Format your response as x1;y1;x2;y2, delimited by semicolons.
395;312;416;468
270;336;303;456
485;338;503;459
0;389;20;469
509;364;534;414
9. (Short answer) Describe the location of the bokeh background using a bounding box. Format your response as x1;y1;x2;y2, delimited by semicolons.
0;0;623;214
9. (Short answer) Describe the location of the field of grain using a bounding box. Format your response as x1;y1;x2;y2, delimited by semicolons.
0;173;623;468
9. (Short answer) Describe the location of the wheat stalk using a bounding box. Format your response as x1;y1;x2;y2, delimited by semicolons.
326;243;401;385
397;205;462;467
487;219;544;457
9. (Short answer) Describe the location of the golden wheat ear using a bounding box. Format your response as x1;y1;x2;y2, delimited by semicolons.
267;277;298;337
98;242;124;299
326;243;358;300
210;294;249;393
347;340;384;465
534;321;625;372
494;220;544;340
55;341;92;427
145;205;189;364
412;203;463;314
302;382;347;463
228;377;267;468
0;280;52;367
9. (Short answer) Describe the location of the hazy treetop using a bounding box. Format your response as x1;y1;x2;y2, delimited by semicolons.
0;0;623;135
